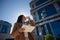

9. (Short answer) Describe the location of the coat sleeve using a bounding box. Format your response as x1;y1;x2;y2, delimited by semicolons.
29;20;35;26
11;23;20;38
28;32;35;40
29;20;36;40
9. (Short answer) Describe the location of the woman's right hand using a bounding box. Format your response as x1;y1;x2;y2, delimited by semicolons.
26;16;30;20
18;28;25;32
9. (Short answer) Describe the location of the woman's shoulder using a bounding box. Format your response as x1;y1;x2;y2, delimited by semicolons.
15;22;20;25
14;22;20;26
14;22;22;27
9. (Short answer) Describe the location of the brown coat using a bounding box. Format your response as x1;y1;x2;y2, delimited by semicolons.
11;20;35;40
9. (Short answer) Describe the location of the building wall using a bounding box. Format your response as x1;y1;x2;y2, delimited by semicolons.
50;20;60;37
0;20;12;34
30;0;60;40
0;20;13;40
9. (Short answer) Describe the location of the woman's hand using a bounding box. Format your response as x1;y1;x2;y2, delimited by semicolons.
18;28;25;32
26;16;30;20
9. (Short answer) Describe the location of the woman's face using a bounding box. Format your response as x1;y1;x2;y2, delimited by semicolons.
22;16;26;23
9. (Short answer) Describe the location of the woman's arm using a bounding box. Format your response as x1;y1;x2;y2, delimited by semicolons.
11;23;25;38
11;23;21;38
29;20;35;26
26;17;35;26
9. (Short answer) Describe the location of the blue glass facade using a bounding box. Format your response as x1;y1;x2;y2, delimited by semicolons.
31;5;35;8
0;24;1;27
57;1;60;7
37;9;42;19
37;4;60;36
46;23;52;34
37;4;57;20
0;25;8;33
33;13;37;21
50;20;60;37
30;0;60;40
42;25;46;35
0;20;12;34
41;23;53;35
36;27;40;36
44;5;57;16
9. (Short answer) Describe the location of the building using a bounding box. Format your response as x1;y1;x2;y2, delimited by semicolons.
30;0;60;40
0;20;12;34
0;20;13;40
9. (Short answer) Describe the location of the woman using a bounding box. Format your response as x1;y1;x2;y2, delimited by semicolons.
11;15;35;40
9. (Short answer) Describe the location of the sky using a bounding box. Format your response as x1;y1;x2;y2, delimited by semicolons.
0;0;33;33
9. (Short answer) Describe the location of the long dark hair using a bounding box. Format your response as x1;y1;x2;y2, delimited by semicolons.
17;15;24;23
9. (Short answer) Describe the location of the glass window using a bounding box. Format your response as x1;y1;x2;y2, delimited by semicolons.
57;1;60;11
36;27;39;36
41;9;47;18
45;4;57;16
31;5;35;8
33;13;37;21
57;1;60;7
42;25;46;35
50;20;60;37
37;9;42;20
0;24;1;27
46;23;52;34
0;25;8;33
37;4;57;19
37;8;47;19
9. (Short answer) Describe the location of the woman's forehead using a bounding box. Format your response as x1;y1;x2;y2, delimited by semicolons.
23;16;26;19
23;16;26;18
